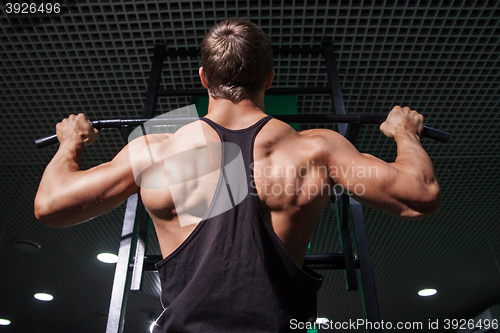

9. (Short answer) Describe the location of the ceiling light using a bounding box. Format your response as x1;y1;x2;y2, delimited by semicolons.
34;293;53;301
316;317;329;324
418;288;437;297
0;319;11;325
13;239;41;252
97;253;118;263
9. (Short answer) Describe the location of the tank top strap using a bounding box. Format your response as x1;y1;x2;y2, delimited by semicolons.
199;115;273;197
199;115;273;162
199;116;273;141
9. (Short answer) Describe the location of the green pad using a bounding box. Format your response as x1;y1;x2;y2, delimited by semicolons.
191;95;299;131
264;95;299;131
191;95;210;117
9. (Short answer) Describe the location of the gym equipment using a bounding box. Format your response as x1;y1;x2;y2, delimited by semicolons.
35;114;449;149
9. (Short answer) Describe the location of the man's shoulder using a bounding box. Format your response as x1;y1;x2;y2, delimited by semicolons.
298;127;341;140
295;127;342;150
258;120;336;158
260;118;344;145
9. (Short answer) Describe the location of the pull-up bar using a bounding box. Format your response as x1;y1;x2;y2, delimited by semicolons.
34;114;450;149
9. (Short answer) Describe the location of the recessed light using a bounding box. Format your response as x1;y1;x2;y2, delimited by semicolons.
97;253;118;263
13;239;41;252
34;293;53;301
418;288;437;297
0;319;11;326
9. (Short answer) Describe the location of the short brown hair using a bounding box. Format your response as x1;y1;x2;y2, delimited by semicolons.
200;18;273;103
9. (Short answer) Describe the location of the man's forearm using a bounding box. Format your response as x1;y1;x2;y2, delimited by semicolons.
392;131;441;215
393;132;437;183
35;141;84;223
58;141;84;168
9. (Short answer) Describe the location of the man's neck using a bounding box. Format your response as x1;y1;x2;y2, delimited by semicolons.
205;95;267;130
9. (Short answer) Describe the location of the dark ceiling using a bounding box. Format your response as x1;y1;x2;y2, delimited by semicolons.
1;1;500;332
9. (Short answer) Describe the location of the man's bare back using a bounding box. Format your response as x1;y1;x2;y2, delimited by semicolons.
139;115;334;268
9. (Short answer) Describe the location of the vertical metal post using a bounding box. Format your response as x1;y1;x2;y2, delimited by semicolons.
322;39;348;136
350;197;382;331
130;41;166;292
107;42;166;331
106;194;138;333
142;42;166;117
336;193;358;291
130;195;150;291
345;123;362;146
325;38;358;292
323;40;381;331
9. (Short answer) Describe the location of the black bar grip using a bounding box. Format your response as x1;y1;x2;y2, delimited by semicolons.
34;133;59;149
34;118;197;149
422;126;450;143
35;115;450;148
34;120;111;149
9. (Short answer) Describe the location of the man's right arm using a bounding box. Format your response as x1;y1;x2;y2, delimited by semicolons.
34;114;139;227
321;106;441;219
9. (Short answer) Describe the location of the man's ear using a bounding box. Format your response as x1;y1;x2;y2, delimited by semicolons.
199;67;208;88
264;69;274;90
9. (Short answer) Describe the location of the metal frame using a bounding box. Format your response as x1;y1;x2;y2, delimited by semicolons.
323;39;382;330
105;42;166;333
105;194;138;333
103;41;448;333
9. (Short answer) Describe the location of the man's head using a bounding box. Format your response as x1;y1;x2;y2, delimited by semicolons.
200;18;274;103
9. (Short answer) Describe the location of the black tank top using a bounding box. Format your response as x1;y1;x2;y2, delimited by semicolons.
153;116;323;333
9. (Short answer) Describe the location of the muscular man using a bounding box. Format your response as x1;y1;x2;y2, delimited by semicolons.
35;18;441;332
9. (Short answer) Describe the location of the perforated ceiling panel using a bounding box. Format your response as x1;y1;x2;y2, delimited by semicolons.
1;1;500;332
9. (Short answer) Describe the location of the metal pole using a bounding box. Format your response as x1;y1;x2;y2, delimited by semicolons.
136;254;360;271
335;194;358;291
350;198;382;331
105;194;138;333
106;41;166;332
142;42;165;118
324;38;358;293
130;195;149;291
130;41;166;292
323;39;382;331
34;115;449;149
322;40;348;136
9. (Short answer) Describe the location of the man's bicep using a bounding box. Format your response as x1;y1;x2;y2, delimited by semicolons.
88;145;139;201
327;138;396;195
324;130;408;215
68;146;138;213
35;144;139;227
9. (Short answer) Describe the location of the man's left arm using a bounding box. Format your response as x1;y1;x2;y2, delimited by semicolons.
34;113;139;227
